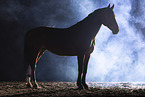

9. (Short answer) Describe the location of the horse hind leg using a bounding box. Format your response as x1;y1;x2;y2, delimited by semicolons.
30;50;40;88
24;56;33;88
31;48;46;88
24;52;37;88
24;47;39;88
24;42;33;88
36;48;46;62
25;65;33;88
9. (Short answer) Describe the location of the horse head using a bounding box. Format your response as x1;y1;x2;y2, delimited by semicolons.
102;4;119;34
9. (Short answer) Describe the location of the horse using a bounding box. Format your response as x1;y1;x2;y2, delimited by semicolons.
24;4;119;89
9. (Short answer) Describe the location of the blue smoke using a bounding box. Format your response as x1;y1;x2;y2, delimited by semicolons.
34;0;145;82
85;0;145;82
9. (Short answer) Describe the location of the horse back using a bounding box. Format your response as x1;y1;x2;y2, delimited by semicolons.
25;26;94;56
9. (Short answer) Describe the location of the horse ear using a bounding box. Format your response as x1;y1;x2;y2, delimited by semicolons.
111;4;114;9
107;3;110;8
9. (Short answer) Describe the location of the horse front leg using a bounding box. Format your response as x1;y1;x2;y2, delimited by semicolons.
82;54;90;89
77;54;85;89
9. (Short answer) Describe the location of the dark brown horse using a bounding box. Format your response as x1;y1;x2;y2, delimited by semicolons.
24;4;119;89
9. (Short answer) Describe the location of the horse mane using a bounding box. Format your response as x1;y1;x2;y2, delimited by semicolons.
71;7;107;27
87;8;106;17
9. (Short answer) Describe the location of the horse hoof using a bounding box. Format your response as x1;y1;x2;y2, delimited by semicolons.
76;84;84;90
33;85;41;89
33;84;41;89
34;86;41;89
84;85;89;90
26;83;33;88
83;83;89;90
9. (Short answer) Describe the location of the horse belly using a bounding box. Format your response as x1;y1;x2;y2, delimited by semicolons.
47;47;78;56
44;35;78;56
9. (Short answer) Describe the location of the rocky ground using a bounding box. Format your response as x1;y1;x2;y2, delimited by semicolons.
0;82;145;97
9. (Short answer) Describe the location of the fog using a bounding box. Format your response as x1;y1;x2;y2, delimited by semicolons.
0;0;145;82
87;0;145;82
38;0;145;82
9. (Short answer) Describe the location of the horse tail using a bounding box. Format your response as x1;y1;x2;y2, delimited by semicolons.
24;32;29;62
24;31;31;78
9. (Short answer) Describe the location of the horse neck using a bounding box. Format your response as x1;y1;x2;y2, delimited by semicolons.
70;11;102;39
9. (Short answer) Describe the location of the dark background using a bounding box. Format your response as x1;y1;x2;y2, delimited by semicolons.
0;0;144;82
0;0;81;81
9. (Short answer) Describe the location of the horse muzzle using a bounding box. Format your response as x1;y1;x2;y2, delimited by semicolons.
112;28;119;34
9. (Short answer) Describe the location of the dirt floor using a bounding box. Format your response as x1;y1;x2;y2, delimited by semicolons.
1;82;145;97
